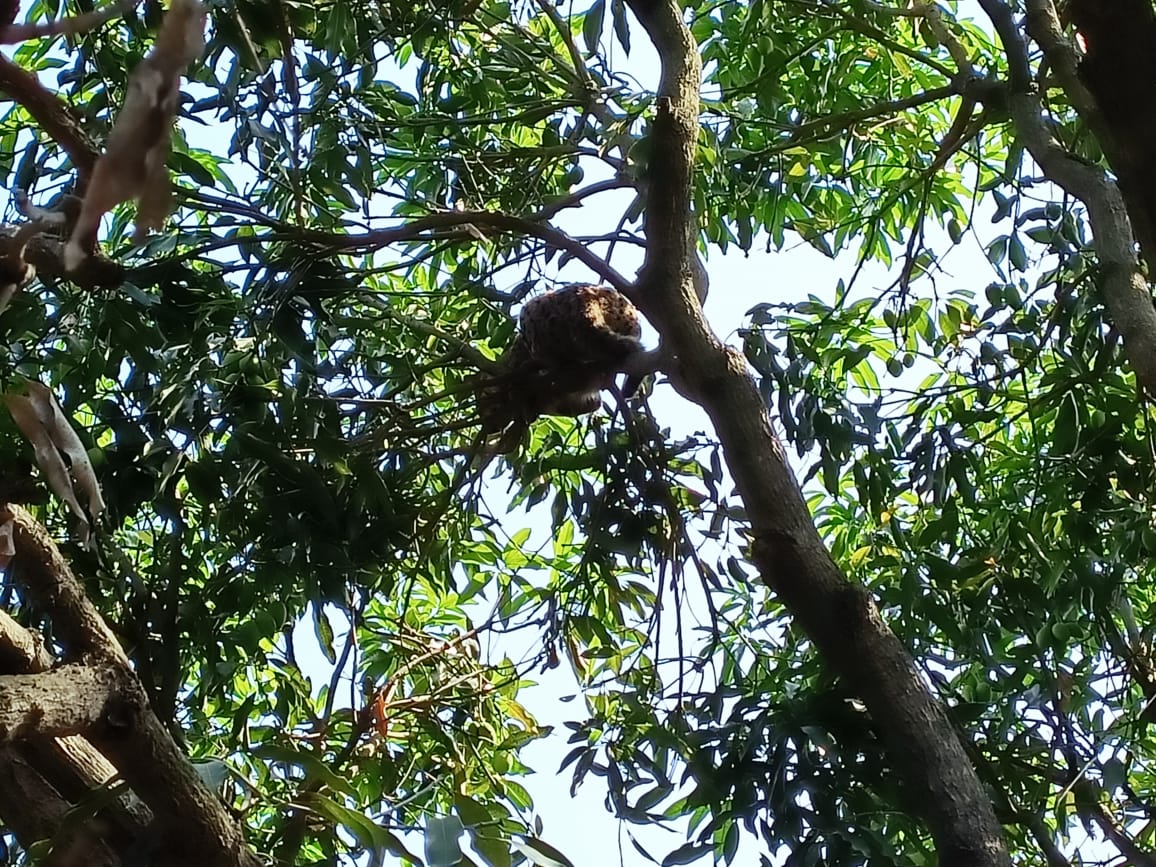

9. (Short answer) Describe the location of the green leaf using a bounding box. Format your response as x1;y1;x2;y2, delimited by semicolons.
662;842;712;866
611;0;631;53
582;0;605;55
312;604;337;664
295;792;390;850
426;816;466;867
513;837;576;867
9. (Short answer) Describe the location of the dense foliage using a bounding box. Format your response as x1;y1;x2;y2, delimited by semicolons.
1;0;1152;864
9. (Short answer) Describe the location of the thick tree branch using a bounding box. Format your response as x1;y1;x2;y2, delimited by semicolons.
0;600;154;863
0;746;121;867
0;504;261;867
0;56;99;181
0;662;128;740
2;506;127;662
978;0;1156;396
0;608;52;672
0;226;126;290
621;1;702;320
622;1;1010;863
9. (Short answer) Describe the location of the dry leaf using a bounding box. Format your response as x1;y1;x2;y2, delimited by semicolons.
4;383;107;548
26;382;106;522
5;393;86;523
64;0;207;269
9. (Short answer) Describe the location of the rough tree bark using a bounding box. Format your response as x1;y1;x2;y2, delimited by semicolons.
0;505;261;867
979;0;1156;396
1063;0;1156;274
621;1;1012;863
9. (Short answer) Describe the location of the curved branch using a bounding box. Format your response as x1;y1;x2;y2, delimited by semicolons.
622;1;1010;863
0;663;128;740
0;0;135;43
346;211;634;292
979;0;1156;396
780;84;958;149
0;56;99;180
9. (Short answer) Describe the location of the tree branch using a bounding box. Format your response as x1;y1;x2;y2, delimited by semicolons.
622;1;1010;863
977;0;1156;396
0;503;261;867
1;505;127;662
0;608;52;673
325;210;635;296
0;663;128;740
0;56;99;182
1053;0;1156;280
0;0;135;44
779;84;959;149
0;745;122;867
0;601;155;863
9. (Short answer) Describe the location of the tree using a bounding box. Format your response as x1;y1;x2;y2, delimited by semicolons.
1;0;1155;864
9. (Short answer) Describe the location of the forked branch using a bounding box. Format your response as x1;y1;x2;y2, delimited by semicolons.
0;504;261;867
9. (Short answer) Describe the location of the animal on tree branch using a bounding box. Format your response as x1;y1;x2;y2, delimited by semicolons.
477;284;659;453
63;0;207;271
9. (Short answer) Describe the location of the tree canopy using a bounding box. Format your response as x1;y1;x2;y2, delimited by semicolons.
2;0;1156;865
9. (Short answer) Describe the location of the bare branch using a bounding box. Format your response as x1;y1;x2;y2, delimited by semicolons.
530;177;633;221
0;0;135;44
308;209;635;297
780;84;958;149
909;1;973;71
0;224;125;290
0;745;122;867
